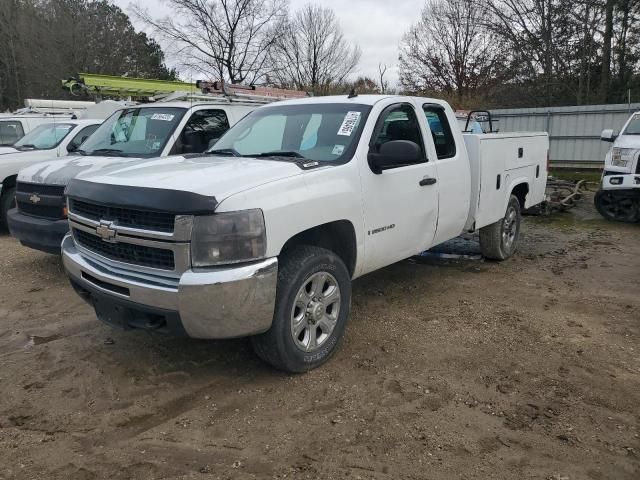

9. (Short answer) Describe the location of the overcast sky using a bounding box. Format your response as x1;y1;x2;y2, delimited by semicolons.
112;0;419;86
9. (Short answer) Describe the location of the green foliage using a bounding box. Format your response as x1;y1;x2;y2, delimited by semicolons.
0;0;175;110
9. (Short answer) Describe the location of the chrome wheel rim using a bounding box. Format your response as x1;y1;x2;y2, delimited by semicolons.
502;205;518;250
290;271;341;353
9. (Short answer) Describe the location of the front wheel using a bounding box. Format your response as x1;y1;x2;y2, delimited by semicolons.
479;195;522;261
594;190;639;223
0;186;16;232
251;245;352;373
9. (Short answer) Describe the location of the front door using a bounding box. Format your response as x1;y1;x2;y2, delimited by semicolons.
358;102;439;273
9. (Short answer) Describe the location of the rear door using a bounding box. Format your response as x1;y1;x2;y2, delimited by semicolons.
358;101;439;273
423;103;471;245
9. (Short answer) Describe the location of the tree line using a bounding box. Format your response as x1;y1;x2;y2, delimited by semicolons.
399;0;640;108
0;0;176;111
2;0;638;111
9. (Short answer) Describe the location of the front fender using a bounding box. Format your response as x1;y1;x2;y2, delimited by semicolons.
215;164;365;269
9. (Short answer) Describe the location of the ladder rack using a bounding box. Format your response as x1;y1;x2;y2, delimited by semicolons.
62;74;309;103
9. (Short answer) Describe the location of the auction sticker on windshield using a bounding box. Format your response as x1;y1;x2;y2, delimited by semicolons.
338;112;361;136
151;113;175;122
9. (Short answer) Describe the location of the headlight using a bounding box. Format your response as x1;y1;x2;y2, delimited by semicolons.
191;209;266;267
611;148;638;167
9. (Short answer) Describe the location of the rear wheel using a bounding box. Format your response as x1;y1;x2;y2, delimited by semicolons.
479;195;521;261
594;190;639;223
0;186;16;232
251;245;351;373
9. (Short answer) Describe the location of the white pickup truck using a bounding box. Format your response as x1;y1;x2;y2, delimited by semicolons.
9;99;266;252
61;94;548;372
0;119;103;229
596;112;640;222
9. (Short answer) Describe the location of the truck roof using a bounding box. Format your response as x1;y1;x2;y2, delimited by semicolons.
118;100;262;109
268;94;450;108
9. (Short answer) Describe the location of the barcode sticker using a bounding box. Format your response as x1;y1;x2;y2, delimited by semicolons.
337;111;361;136
151;113;175;121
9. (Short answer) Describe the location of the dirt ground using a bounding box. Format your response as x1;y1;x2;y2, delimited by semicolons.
0;197;638;480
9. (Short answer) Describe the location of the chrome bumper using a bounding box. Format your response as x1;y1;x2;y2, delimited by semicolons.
62;234;278;339
602;173;640;190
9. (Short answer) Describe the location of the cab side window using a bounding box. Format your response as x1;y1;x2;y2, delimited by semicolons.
0;121;24;145
67;125;99;152
370;104;426;169
423;106;456;159
175;109;230;154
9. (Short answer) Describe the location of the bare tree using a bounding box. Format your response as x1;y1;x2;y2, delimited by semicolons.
399;0;508;104
268;3;361;95
378;63;389;94
133;0;288;85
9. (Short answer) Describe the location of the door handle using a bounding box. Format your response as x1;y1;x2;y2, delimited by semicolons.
419;177;437;186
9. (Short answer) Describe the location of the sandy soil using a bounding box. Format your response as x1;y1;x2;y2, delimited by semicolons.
0;198;638;480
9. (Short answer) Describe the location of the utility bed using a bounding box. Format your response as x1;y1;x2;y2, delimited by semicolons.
463;132;549;231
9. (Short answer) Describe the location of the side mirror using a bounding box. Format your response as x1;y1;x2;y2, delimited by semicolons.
368;140;422;174
67;143;78;153
601;129;618;142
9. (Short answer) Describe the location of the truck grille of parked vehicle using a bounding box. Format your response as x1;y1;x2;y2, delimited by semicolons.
70;199;176;233
72;228;175;270
67;196;192;275
15;182;66;220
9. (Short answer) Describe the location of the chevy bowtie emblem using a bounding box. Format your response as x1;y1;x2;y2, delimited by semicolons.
29;194;41;204
96;220;117;242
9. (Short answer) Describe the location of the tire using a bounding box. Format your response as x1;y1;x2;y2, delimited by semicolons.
480;195;521;261
0;186;16;232
251;245;352;373
594;190;639;223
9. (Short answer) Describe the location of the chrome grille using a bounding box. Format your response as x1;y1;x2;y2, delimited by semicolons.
73;229;175;270
70;198;176;233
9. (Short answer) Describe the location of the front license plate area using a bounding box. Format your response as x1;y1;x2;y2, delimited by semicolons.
93;297;134;330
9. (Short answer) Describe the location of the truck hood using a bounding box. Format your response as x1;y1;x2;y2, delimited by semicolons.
1;150;63;181
18;155;147;186
72;155;305;202
0;147;19;155
613;135;640;149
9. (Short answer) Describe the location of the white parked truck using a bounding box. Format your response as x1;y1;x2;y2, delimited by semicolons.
0;99;96;147
596;112;640;222
0;119;103;229
61;94;549;372
9;93;284;252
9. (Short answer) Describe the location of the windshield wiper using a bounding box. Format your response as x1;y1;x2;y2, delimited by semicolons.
207;148;241;157
249;151;307;159
88;148;129;157
17;144;38;150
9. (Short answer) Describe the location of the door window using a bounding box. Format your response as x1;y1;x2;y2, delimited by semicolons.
175;109;230;154
67;124;99;152
0;121;24;145
369;104;426;169
423;106;456;159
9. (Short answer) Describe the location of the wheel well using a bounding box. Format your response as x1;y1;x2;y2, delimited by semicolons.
511;183;529;209
1;175;17;196
281;220;357;277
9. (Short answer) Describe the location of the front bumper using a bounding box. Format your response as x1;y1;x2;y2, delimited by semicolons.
7;208;68;254
601;173;640;191
62;234;279;339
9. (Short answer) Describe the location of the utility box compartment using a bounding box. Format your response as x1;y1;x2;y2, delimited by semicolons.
463;132;549;230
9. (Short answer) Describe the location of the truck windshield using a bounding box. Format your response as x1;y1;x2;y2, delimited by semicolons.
13;123;74;150
211;103;372;162
78;107;186;157
622;114;640;135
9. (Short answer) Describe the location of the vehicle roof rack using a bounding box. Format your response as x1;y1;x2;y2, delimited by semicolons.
61;73;310;104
